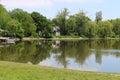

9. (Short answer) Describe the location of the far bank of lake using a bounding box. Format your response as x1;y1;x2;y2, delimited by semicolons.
22;37;120;41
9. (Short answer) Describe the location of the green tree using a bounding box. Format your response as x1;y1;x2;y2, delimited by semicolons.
98;21;114;38
66;15;77;35
75;11;91;37
111;19;120;37
95;11;102;23
85;21;98;38
6;19;24;38
9;9;37;37
53;8;69;35
0;4;11;29
31;12;53;38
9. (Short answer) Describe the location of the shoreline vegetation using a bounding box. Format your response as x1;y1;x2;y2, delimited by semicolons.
0;4;120;40
0;61;120;80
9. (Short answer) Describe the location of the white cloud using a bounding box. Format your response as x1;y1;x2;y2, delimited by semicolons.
55;0;103;3
1;0;53;8
0;0;103;9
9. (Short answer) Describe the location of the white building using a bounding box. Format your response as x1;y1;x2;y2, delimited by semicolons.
53;26;60;36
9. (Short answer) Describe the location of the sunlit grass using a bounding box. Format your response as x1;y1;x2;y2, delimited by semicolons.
0;61;120;80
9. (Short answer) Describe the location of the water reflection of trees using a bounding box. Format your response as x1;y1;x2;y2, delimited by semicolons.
53;40;91;68
52;39;120;67
33;40;52;64
0;40;52;64
0;39;120;66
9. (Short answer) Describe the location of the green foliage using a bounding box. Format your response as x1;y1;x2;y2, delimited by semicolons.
84;21;98;38
31;12;53;38
0;4;11;29
111;19;120;37
53;8;69;35
66;15;77;35
0;3;120;38
16;25;24;39
6;19;24;38
52;9;119;38
73;11;91;36
98;21;114;38
9;9;37;37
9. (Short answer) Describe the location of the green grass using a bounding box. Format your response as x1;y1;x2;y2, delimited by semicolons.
0;61;120;80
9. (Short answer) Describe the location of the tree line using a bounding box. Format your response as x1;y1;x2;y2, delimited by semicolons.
0;4;120;39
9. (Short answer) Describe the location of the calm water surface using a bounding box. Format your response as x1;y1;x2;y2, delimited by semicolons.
0;39;120;73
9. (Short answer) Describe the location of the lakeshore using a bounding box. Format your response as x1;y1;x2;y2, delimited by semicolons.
22;37;120;41
0;37;120;41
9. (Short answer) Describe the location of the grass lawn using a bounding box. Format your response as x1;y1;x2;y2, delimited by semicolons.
0;61;120;80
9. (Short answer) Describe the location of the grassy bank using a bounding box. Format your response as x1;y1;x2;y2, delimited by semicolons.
0;61;120;80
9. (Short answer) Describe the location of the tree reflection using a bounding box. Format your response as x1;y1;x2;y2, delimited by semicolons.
0;39;120;67
0;40;52;64
53;40;120;67
32;40;52;64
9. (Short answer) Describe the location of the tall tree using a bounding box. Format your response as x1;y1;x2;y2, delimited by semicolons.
31;12;53;38
6;19;24;38
75;11;91;36
84;21;98;38
111;19;120;37
0;4;11;29
98;21;114;38
95;11;102;23
53;8;69;35
9;9;37;37
66;15;77;35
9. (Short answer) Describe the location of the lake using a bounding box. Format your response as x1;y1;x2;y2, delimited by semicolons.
0;39;120;73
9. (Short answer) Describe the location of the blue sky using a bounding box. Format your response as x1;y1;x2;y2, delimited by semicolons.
0;0;120;20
